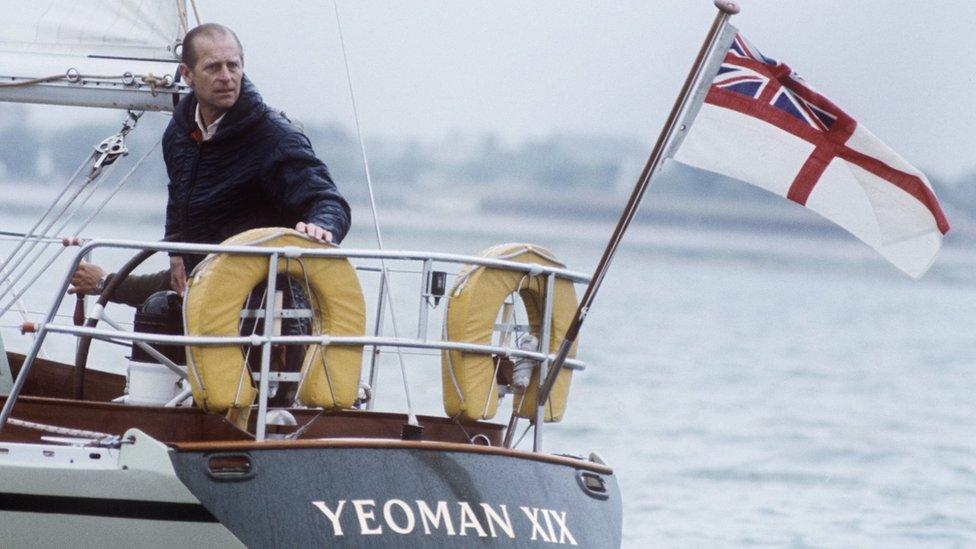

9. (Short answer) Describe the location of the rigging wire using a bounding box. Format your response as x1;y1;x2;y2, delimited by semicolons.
0;104;142;301
188;0;202;26
0;232;63;243
0;137;162;318
513;421;533;449
331;0;420;428
0;154;91;280
0;162;121;302
175;0;189;36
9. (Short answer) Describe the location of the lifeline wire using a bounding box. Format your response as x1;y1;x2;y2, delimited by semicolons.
332;0;419;427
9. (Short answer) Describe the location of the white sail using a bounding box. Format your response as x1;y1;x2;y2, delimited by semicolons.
0;0;186;60
0;0;190;111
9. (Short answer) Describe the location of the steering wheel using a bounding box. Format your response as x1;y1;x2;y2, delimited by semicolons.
72;247;158;399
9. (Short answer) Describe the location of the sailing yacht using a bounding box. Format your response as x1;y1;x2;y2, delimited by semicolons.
0;2;622;547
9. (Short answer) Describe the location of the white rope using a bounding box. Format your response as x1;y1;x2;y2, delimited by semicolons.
331;0;419;427
7;417;116;440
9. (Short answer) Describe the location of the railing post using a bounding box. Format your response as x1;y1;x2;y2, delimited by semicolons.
365;271;386;410
417;259;432;341
255;252;279;441
533;272;556;452
0;248;79;431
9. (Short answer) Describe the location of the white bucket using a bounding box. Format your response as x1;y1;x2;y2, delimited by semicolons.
126;361;186;406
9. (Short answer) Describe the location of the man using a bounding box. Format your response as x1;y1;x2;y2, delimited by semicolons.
71;24;347;405
70;23;350;301
165;23;350;290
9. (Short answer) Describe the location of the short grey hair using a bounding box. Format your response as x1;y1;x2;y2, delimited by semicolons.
181;23;243;68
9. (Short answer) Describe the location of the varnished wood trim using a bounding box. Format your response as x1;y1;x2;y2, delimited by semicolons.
171;438;614;475
0;395;504;446
7;351;125;402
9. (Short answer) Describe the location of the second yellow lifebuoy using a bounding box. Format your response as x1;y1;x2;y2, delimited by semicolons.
441;243;577;423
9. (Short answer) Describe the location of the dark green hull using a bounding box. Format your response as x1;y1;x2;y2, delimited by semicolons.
171;442;622;548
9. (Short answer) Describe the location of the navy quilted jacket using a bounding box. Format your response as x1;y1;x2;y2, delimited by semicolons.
163;77;350;268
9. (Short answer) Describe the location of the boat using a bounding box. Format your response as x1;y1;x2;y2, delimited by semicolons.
0;2;623;546
1;1;951;546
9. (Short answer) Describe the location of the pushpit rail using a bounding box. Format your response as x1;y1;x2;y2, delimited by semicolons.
0;238;590;447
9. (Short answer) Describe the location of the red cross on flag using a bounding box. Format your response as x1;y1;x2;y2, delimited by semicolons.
669;32;949;278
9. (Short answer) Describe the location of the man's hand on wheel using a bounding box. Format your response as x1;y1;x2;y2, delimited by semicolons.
295;222;333;243
68;261;106;295
170;256;187;296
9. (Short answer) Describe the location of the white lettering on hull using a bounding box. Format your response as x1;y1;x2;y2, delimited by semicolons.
521;506;552;542
481;503;515;539
549;509;579;546
312;499;578;544
351;499;383;535
383;499;416;534
416;500;455;535
458;501;489;537
310;500;345;536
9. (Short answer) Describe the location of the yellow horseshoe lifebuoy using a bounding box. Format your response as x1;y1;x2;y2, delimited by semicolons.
183;228;366;413
441;243;577;423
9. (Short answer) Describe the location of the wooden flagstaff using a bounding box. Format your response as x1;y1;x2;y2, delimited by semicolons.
537;0;741;407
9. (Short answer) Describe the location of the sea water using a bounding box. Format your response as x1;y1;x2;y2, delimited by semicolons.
1;196;973;548
376;219;976;548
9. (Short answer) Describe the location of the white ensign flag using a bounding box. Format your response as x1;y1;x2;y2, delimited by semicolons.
668;32;949;278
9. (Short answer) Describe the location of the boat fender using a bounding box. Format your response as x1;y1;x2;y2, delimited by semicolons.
183;228;366;413
510;334;539;392
441;243;577;422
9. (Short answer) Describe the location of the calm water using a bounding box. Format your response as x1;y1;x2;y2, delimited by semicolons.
2;197;974;547
383;221;976;548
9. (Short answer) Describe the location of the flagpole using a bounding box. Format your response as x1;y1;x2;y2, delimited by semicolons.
536;0;740;406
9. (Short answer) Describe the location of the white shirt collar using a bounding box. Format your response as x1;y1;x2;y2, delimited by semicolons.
195;104;226;141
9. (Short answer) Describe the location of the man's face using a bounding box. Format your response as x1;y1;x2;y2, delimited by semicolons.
180;33;243;117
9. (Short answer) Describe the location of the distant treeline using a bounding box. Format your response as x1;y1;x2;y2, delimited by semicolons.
0;113;637;191
1;109;972;218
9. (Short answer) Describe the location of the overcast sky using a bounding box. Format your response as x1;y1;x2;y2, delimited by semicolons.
27;1;976;181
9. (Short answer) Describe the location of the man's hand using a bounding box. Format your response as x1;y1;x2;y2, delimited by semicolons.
295;222;333;243
68;261;106;295
170;256;187;296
